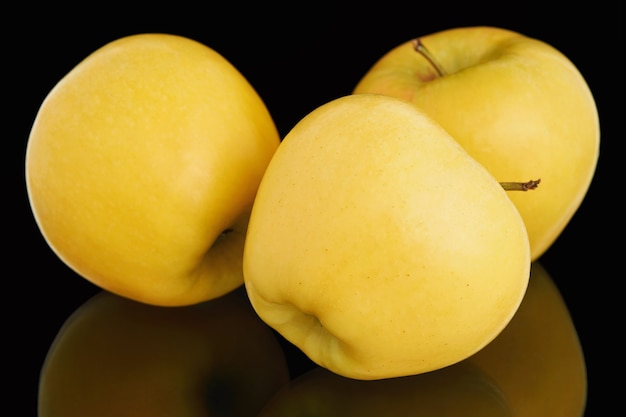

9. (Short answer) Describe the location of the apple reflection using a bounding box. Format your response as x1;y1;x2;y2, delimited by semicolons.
258;362;513;416
466;261;587;417
38;286;290;417
39;262;586;417
257;261;586;417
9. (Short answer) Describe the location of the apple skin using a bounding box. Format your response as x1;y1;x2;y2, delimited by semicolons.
243;94;530;380
256;263;585;417
38;286;291;417
353;26;600;261
466;262;587;417
25;33;281;306
258;363;512;417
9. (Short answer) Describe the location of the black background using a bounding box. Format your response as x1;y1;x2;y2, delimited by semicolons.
11;3;621;416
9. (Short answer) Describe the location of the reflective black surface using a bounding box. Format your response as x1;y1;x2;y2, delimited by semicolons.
13;4;620;416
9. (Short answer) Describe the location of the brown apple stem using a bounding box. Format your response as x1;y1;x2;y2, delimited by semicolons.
499;179;541;191
412;38;447;77
413;39;539;193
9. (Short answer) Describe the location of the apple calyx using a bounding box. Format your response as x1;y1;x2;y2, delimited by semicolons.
499;179;541;191
412;38;447;77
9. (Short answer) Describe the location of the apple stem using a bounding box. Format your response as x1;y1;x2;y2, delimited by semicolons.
413;39;540;193
412;38;447;77
499;179;541;191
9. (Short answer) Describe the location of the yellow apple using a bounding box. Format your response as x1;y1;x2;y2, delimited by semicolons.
353;26;600;261
25;33;281;306
243;93;530;380
258;364;512;417
466;262;587;417
38;286;291;417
